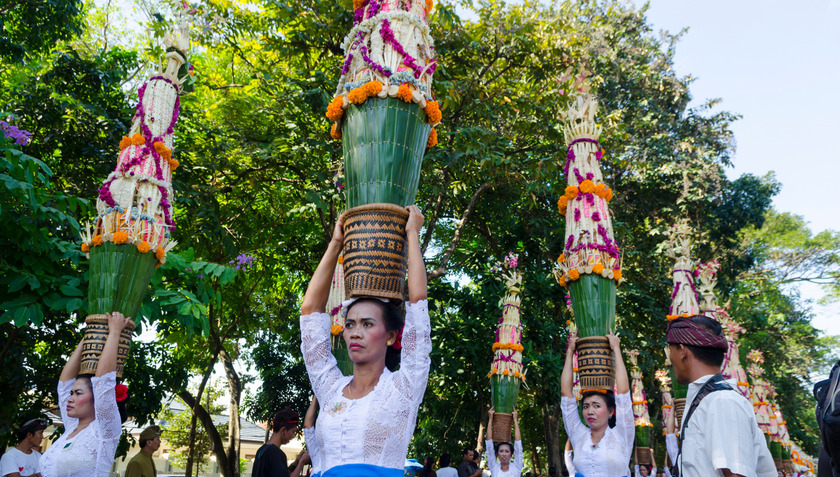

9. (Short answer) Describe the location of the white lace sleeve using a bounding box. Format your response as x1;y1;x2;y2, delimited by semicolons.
393;300;431;403
304;425;322;473
513;440;523;472
614;391;634;448
91;371;121;476
58;378;78;433
300;312;343;403
484;439;499;474
665;433;678;463
560;396;587;449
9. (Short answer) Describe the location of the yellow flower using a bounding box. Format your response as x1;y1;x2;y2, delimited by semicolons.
326;96;345;122
113;231;129;244
131;134;145;146
396;83;413;103
579;179;595;193
119;136;131;150
568;269;580;280
155;247;166;261
137;241;151;253
613;269;622;281
81;242;90;253
565;185;578;200
424;100;442;124
363;80;383;97
330;123;342;140
426;128;437;148
593;263;605;274
92;235;104;246
347;87;368;105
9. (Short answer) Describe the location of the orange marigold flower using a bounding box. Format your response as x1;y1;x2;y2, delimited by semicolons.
558;276;567;287
92;235;104;246
119;136;131;150
153;141;167;153
424;100;442;124
503;370;509;376
579;179;595;193
425;0;433;12
568;269;580;280
557;253;565;263
396;83;413;103
363;80;383;97
338;255;344;265
513;371;520;378
81;242;90;253
168;158;179;171
605;187;614;202
113;231;129;244
137;241;151;253
330;324;343;336
426;128;437;148
565;185;578;200
326;96;345;122
353;0;365;9
347;87;367;105
613;269;622;281
130;134;145;146
492;367;498;373
557;196;568;214
593;263;605;274
155;247;166;261
594;183;607;197
330;123;342;140
487;372;492;379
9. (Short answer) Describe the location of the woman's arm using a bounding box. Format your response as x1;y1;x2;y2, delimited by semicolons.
405;205;427;304
60;340;84;382
304;395;318;429
301;218;344;315
561;336;577;398
487;408;494;441
96;312;131;377
512;409;521;442
512;410;523;470
608;332;629;394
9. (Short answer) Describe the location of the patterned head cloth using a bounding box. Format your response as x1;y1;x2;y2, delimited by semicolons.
666;316;728;351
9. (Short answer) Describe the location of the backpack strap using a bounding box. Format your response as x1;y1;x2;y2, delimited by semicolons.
674;374;734;476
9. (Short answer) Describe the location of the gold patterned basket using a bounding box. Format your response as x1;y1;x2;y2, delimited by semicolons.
342;203;410;301
491;412;513;443
577;336;615;392
79;314;136;378
673;398;686;429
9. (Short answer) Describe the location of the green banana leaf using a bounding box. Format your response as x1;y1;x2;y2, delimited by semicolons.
491;375;521;413
88;242;157;319
568;274;616;337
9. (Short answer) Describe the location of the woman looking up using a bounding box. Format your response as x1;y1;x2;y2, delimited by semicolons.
484;408;522;477
560;333;633;477
40;312;131;477
300;205;431;477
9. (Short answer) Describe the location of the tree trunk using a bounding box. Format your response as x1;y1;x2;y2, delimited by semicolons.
529;443;542;474
185;411;199;477
542;401;563;473
179;390;231;477
220;346;242;477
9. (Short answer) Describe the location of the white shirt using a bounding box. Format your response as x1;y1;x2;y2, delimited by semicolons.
1;447;41;476
564;450;576;476
676;374;776;477
633;465;657;477
40;372;122;477
561;392;634;477
436;466;458;477
665;433;678;464
304;425;323;475
484;440;523;477
300;300;432;472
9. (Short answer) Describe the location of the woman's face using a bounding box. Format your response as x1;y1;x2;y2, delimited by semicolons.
581;394;613;431
67;378;95;420
639;466;650;476
344;302;396;367
497;444;512;465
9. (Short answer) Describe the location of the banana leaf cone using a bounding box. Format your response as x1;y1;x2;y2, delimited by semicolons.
635;426;650;448
88;242;157;320
342;97;431;208
331;337;354;376
491;374;521;413
669;367;688;400
770;440;782;459
568;274;615;338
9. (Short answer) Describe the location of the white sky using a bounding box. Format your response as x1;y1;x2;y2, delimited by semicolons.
639;0;840;339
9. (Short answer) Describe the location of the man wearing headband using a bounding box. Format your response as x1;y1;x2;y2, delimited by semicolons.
252;407;309;477
666;315;775;477
125;425;162;477
1;418;48;477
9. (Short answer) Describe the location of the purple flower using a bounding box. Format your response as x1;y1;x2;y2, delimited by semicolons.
1;120;33;146
591;211;601;221
574;209;581;222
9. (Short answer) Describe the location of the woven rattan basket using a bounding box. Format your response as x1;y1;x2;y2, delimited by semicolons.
577;336;615;392
79;314;136;378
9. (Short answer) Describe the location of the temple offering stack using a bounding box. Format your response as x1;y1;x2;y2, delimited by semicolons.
663;221;700;427
772;401;793;472
487;254;526;442
554;94;623;393
327;258;353;375
655;369;674;437
746;350;775;458
78;22;191;377
695;259;751;398
326;0;440;300
627;350;654;466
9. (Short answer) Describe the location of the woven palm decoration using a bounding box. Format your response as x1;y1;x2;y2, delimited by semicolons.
78;22;191;377
627;350;653;465
655;369;674;437
487;255;526;442
327;258;353;376
553;94;623;392
326;0;441;300
746;350;774;451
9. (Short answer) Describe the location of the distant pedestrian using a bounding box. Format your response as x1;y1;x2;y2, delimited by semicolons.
1;418;48;477
418;457;437;477
436;453;457;477
485;408;522;477
252;407;309;477
125;425;161;477
815;357;840;477
458;448;480;477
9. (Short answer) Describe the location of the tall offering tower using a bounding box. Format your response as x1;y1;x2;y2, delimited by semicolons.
627;351;654;466
487;254;526;441
554;94;623;392
79;20;191;377
326;0;441;300
663;221;700;427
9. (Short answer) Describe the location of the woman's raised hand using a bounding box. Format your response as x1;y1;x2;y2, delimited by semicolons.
331;214;345;245
567;335;578;354
405;205;424;235
106;311;132;334
488;407;495;418
606;332;620;353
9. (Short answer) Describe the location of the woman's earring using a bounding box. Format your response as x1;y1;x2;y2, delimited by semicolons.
387;341;393;346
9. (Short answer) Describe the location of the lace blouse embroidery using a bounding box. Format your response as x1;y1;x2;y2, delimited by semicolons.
300;299;431;472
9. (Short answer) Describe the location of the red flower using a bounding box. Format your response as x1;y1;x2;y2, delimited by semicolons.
115;384;128;403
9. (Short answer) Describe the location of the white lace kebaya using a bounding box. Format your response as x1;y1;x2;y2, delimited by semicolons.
40;372;122;477
300;299;431;474
560;391;634;477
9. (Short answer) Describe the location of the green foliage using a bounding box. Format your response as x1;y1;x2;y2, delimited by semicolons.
160;385;228;475
0;0;84;60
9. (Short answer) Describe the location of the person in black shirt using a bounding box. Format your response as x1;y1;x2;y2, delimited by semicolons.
252;407;310;477
458;448;481;477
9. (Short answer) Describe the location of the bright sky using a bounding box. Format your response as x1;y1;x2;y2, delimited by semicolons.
638;0;840;340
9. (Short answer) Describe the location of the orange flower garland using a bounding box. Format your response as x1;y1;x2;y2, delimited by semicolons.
92;235;104;246
155;247;166;261
113;231;129;244
347;87;367;105
326;96;344;122
579;179;595;193
130;133;145;146
137;241;151;253
330;324;343;336
568;269;580;280
363;80;383;97
330;123;342;140
426;128;437;148
168;158;179;171
424;100;442;124
666;312;691;321
492;342;524;352
119;136;131;150
396;83;413;102
592;263;605;274
81;242;90;253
